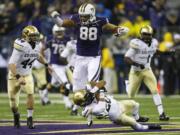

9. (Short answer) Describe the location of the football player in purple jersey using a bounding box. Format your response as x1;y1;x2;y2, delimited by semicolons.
42;25;73;109
50;3;129;114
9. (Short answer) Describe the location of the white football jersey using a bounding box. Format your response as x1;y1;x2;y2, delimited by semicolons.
125;38;158;71
82;95;122;122
9;38;40;75
61;40;77;67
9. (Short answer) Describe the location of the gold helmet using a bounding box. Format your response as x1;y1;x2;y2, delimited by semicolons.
22;25;40;42
73;90;94;107
140;25;153;44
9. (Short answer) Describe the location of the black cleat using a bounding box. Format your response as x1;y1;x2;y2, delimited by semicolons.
136;116;149;122
149;124;162;130
87;120;93;127
70;109;78;116
14;113;20;128
159;112;169;121
27;117;35;129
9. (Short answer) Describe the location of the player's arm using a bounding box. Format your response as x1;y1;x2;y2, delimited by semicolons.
50;11;76;27
124;43;145;69
37;54;48;65
102;23;129;36
8;43;25;84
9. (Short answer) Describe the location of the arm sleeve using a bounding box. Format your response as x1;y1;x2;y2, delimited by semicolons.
9;49;23;64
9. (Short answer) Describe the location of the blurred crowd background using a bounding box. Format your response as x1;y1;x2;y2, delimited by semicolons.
0;0;180;95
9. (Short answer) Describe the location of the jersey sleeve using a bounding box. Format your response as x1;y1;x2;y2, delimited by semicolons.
129;39;140;49
125;39;139;57
13;39;26;52
9;48;23;64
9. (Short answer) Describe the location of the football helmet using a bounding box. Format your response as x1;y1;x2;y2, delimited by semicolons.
52;24;65;39
78;3;96;24
73;90;94;107
140;25;153;44
22;25;40;42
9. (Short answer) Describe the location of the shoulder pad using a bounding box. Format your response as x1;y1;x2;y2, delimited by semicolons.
13;39;27;51
129;39;140;49
152;38;159;46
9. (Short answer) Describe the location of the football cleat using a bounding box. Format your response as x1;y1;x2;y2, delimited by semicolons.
42;100;51;106
136;116;149;122
159;112;169;121
27;117;35;129
87;120;93;127
14;113;20;128
148;124;162;130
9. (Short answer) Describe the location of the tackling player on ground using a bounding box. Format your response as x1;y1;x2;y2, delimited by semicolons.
73;81;161;131
50;3;129;114
124;25;169;121
8;25;52;129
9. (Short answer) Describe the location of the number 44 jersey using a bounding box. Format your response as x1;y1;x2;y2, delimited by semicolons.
9;38;40;75
70;14;109;56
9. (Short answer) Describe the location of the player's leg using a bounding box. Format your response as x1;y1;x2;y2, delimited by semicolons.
58;66;73;109
120;100;149;122
116;113;161;131
33;67;50;105
72;56;88;115
143;69;169;121
88;56;101;82
23;74;35;129
8;73;21;128
127;70;143;98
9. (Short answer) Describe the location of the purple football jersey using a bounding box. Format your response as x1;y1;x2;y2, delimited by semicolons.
46;37;69;65
70;14;108;56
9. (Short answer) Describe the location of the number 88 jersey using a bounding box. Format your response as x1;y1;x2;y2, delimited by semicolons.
9;38;40;75
70;14;109;56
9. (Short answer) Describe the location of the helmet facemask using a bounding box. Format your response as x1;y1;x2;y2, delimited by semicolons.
52;25;65;39
73;90;94;107
140;25;153;44
141;32;152;44
22;25;40;48
78;3;96;25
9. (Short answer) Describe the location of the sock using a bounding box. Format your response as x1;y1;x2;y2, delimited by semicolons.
42;89;48;98
132;103;140;120
63;96;72;108
133;123;148;130
41;89;49;103
39;90;43;99
125;80;129;94
153;94;164;115
27;109;33;118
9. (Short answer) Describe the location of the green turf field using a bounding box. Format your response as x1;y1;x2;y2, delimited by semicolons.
0;93;180;135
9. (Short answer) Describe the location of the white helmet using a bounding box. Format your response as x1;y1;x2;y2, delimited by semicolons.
52;24;65;38
78;3;96;24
